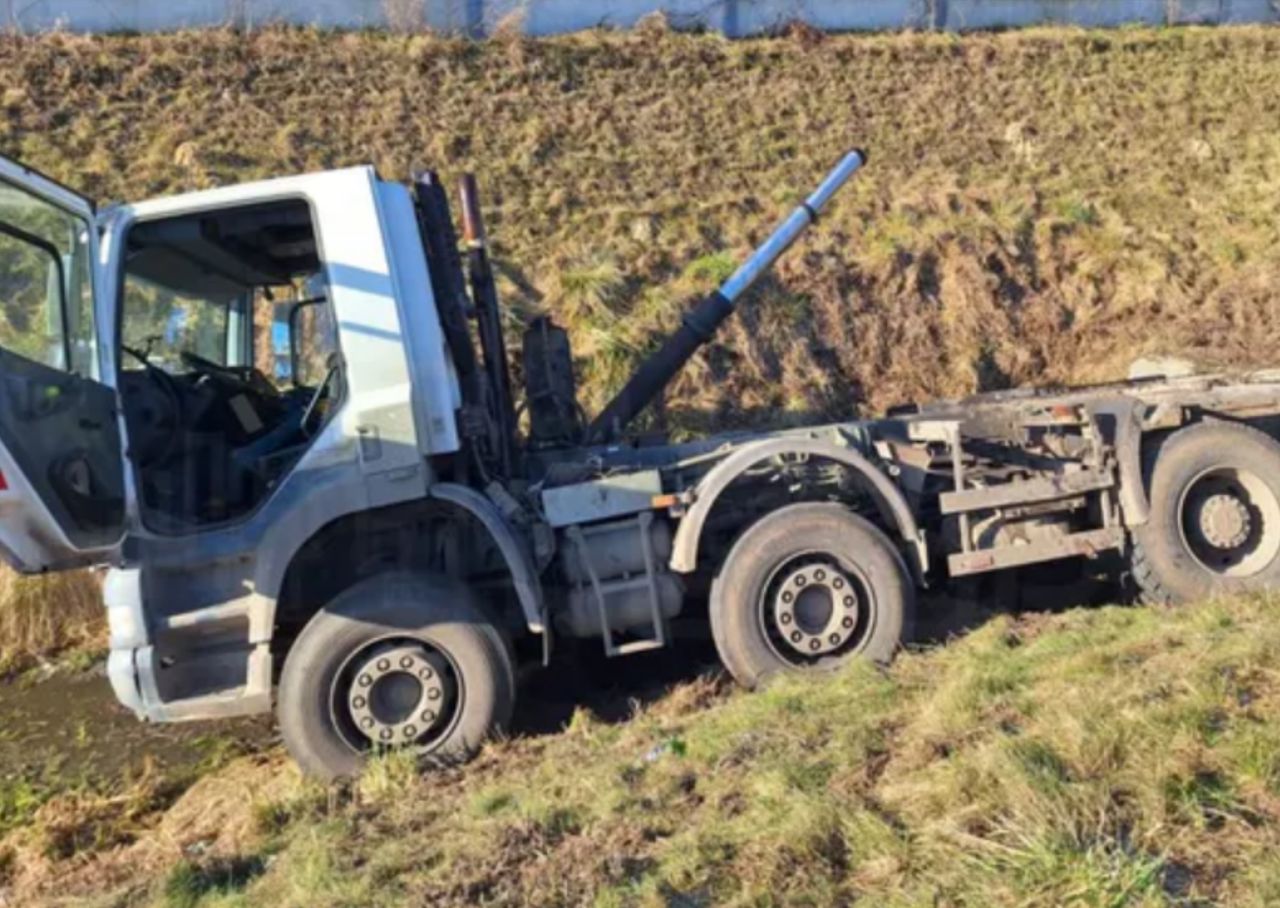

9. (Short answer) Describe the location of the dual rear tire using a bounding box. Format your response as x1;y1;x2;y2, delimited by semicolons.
706;421;1280;691
709;420;1280;688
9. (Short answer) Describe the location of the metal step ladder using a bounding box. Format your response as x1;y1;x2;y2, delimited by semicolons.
567;511;668;657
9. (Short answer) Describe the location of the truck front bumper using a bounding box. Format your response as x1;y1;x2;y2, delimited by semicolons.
103;567;149;719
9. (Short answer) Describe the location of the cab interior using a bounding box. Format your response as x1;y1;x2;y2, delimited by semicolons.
118;199;342;532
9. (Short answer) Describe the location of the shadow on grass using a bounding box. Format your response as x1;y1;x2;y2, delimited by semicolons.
164;855;268;907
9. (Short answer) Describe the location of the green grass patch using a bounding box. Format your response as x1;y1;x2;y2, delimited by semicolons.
130;594;1280;907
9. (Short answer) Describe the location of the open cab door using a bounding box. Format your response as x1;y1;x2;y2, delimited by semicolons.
0;155;125;572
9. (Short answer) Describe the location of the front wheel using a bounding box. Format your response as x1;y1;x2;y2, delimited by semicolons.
709;503;914;688
277;572;515;780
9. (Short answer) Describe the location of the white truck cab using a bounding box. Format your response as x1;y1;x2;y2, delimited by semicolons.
0;156;466;725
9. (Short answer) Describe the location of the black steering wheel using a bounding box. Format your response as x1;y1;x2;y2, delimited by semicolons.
121;345;182;467
180;351;281;400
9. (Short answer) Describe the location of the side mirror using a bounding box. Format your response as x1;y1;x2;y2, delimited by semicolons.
285;296;330;388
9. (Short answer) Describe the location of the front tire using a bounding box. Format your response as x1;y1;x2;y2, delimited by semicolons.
277;572;515;780
709;503;914;688
1132;421;1280;604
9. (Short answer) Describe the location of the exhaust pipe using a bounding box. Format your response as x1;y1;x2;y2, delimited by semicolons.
586;148;867;444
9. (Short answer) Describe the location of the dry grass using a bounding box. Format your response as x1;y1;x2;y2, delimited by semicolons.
2;25;1278;433
7;594;1280;906
0;752;296;905
0;567;103;673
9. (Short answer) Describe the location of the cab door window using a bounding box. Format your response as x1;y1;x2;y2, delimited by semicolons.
0;179;95;375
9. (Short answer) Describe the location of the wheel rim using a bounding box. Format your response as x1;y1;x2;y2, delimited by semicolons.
758;551;877;666
1177;465;1280;578
330;636;463;755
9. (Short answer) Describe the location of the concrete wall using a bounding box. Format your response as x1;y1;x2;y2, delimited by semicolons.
4;0;1277;35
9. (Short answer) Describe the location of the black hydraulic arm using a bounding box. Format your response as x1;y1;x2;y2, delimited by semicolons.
412;171;480;393
586;149;868;445
458;174;519;477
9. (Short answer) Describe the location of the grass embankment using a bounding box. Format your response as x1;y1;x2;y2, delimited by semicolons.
3;26;1280;425
2;595;1279;906
4;23;1280;665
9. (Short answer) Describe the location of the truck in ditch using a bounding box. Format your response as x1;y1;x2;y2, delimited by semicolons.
3;148;1280;778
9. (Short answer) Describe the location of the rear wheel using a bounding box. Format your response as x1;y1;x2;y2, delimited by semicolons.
278;571;515;780
1132;421;1280;604
709;503;913;688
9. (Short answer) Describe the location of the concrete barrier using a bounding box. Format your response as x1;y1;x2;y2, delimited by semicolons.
4;0;1277;35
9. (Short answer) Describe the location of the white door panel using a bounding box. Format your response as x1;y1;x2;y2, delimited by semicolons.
0;154;125;572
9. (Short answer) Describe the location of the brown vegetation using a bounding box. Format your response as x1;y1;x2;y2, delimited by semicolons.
2;25;1278;433
0;568;103;673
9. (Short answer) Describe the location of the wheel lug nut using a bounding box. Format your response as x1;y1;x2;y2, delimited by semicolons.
358;674;372;687
780;613;792;625
376;658;391;672
428;688;442;700
361;717;374;729
809;639;821;651
833;578;844;589
828;634;840;645
422;710;435;723
814;569;826;581
844;596;855;608
419;668;434;680
781;591;793;604
400;656;413;669
842;616;854;629
795;576;807;587
351;696;366;709
404;725;417;738
790;631;802;643
380;729;393;741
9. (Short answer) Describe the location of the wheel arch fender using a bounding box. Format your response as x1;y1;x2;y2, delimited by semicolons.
273;485;546;641
428;483;546;634
669;437;928;580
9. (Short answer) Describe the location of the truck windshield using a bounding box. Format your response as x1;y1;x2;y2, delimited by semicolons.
121;276;230;372
0;179;95;375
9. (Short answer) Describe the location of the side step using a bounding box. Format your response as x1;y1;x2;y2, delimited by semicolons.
132;640;273;722
144;686;271;723
157;601;251;633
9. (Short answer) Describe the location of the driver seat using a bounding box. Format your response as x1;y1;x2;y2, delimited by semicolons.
229;352;341;488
